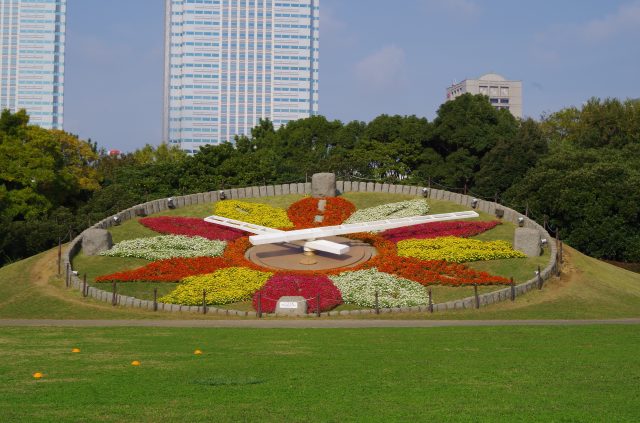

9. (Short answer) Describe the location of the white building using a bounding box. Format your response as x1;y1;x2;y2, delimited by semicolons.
163;0;320;153
0;0;65;129
446;73;522;118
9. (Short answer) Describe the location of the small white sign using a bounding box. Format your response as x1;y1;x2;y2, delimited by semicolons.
279;301;298;309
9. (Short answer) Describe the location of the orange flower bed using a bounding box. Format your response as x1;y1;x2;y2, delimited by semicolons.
287;197;356;229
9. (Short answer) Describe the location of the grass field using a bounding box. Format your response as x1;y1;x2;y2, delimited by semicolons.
70;193;549;305
0;325;638;422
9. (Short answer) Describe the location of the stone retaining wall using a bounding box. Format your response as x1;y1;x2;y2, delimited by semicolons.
62;182;558;316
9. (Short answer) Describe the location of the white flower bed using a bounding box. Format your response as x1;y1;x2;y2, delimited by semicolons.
329;268;430;308
99;235;226;261
344;199;430;224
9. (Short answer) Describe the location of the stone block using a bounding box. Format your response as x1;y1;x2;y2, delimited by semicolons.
280;184;289;195
230;189;239;199
259;186;267;197
311;173;336;198
336;181;344;194
290;183;298;194
298;182;307;194
409;186;419;196
343;181;352;192
366;182;375;192
266;185;274;196
251;186;260;197
304;182;311;193
82;229;113;256
382;183;390;192
402;185;411;195
274;185;283;196
275;296;307;315
514;228;541;257
359;181;367;192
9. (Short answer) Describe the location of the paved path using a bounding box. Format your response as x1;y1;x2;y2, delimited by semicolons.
1;318;639;328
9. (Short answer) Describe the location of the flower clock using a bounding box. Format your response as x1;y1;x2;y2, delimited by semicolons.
96;196;525;312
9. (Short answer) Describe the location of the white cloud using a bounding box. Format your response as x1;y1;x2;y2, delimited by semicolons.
353;45;407;92
579;1;640;41
531;1;640;63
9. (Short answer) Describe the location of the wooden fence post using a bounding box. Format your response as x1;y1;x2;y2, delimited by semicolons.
202;289;207;314
57;237;61;276
474;285;480;309
112;282;117;306
510;277;515;301
257;292;262;318
153;288;158;312
537;265;543;290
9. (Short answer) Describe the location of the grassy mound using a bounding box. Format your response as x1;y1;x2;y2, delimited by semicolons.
0;192;638;320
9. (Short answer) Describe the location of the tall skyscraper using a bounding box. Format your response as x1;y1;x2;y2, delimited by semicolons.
0;0;66;129
446;73;522;118
163;0;319;153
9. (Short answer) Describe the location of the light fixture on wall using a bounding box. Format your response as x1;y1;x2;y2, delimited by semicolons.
167;197;176;209
517;216;525;227
112;216;121;225
421;187;429;198
540;238;548;246
471;198;478;209
219;190;226;200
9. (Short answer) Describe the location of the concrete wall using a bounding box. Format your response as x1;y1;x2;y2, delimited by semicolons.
63;182;558;316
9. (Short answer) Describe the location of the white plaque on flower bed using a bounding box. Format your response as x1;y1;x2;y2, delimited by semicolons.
276;296;307;315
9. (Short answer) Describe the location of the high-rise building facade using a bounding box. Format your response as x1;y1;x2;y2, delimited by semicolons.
163;0;319;153
446;73;522;118
0;0;66;129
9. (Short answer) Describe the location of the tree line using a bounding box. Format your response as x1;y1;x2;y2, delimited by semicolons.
1;94;638;266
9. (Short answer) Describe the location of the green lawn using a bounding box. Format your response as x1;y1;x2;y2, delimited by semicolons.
0;325;638;422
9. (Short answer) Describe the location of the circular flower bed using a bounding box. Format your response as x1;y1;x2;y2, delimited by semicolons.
329;268;430;308
253;274;343;313
159;267;272;305
99;235;226;260
95;195;524;311
287;197;356;228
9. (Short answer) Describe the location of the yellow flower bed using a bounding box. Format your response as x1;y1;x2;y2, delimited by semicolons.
159;267;273;305
397;236;527;263
213;200;294;228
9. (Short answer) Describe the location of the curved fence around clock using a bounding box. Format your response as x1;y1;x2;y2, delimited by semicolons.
62;181;558;317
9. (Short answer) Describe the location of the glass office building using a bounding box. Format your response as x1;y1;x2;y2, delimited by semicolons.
0;0;66;129
163;0;319;153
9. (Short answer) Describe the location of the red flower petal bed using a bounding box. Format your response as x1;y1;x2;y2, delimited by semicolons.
95;257;230;283
287;197;356;229
253;274;343;313
382;220;501;243
139;216;247;241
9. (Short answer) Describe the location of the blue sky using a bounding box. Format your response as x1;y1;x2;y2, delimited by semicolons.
64;0;640;151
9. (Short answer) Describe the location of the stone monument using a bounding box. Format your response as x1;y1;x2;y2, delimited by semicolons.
82;228;113;256
514;228;541;257
275;296;308;315
311;173;336;198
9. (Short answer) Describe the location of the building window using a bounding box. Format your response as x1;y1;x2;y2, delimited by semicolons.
489;86;498;96
490;98;499;104
479;85;488;95
500;86;509;96
500;98;509;104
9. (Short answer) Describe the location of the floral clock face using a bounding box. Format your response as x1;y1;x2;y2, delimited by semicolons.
96;197;523;311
